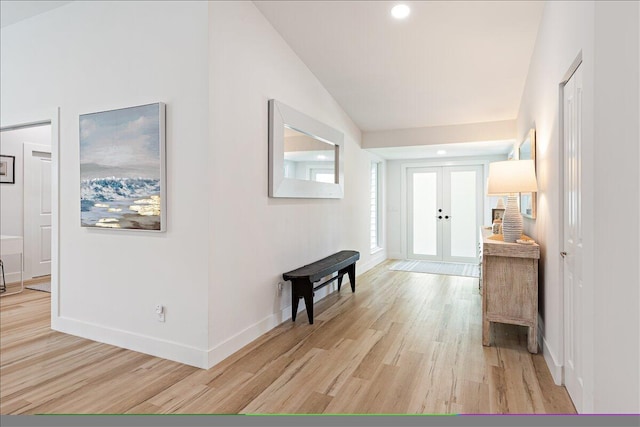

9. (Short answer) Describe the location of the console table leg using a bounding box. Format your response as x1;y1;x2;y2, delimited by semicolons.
482;319;491;346
528;326;538;353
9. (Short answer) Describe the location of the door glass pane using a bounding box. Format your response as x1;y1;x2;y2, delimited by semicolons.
450;170;476;258
413;172;437;256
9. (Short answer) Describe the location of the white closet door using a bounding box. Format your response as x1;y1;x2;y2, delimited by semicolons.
563;64;584;412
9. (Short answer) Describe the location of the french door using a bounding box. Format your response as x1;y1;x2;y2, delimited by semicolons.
407;165;482;263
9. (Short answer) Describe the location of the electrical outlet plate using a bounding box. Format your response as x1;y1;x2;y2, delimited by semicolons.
156;304;165;322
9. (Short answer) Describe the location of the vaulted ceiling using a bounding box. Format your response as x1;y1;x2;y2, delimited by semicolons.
2;1;545;157
0;1;72;29
255;1;544;132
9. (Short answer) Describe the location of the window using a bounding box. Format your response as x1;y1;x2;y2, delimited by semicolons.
310;168;335;183
370;161;382;252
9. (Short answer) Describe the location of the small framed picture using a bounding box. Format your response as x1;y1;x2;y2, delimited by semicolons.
0;155;15;184
492;208;505;222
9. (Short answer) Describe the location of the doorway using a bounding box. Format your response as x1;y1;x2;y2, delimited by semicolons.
24;144;52;279
0;123;52;291
407;165;482;263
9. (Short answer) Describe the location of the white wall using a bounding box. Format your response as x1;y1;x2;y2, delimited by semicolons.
517;0;639;413
207;1;386;365
385;155;507;260
592;1;639;414
0;125;51;280
1;1;211;367
516;0;595;398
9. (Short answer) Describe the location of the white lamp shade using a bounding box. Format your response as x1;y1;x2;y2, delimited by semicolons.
487;160;538;195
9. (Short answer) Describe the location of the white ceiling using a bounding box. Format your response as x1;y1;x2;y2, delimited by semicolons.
1;1;541;160
254;1;544;132
0;1;72;28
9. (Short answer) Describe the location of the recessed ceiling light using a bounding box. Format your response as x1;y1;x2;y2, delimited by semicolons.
391;4;410;20
437;150;447;155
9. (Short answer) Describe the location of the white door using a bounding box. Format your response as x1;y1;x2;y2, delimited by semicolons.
24;144;52;278
408;165;482;263
562;64;584;411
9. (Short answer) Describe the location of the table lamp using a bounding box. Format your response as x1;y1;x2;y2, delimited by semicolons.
487;160;538;243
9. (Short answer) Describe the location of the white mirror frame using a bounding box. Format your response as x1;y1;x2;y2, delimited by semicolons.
518;128;537;219
268;99;344;198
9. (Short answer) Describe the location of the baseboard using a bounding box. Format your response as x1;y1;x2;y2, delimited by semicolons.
2;272;25;284
52;316;208;368
538;314;563;385
207;254;388;369
387;252;403;260
359;250;387;273
206;310;285;368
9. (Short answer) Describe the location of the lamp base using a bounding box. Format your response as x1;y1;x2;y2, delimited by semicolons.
502;194;523;243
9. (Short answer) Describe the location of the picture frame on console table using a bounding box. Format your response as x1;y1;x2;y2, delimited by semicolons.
492;208;505;222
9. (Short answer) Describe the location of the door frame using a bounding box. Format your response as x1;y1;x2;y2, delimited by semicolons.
23;142;53;280
559;54;594;413
400;157;502;260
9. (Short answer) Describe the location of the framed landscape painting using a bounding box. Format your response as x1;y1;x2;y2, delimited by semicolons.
80;103;166;231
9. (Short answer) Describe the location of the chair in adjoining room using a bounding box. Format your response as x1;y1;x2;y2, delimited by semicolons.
0;259;6;293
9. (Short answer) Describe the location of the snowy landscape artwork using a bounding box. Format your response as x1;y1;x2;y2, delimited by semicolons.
80;103;166;231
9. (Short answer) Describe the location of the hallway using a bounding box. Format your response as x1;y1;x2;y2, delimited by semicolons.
0;262;575;414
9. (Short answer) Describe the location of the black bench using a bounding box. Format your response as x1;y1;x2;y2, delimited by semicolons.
283;250;360;324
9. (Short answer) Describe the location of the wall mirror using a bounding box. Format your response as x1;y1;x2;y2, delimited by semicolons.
269;99;344;198
518;129;537;219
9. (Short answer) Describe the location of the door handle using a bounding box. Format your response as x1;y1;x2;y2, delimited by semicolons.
560;251;567;258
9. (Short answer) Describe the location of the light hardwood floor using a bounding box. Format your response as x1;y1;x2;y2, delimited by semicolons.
0;262;575;414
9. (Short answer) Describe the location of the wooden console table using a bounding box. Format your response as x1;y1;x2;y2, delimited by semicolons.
480;228;539;353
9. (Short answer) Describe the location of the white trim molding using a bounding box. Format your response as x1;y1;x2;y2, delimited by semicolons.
53;316;208;368
538;314;564;385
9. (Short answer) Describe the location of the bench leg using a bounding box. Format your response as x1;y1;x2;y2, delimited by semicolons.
337;274;343;291
302;284;314;324
291;278;314;324
347;263;356;292
291;280;299;322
